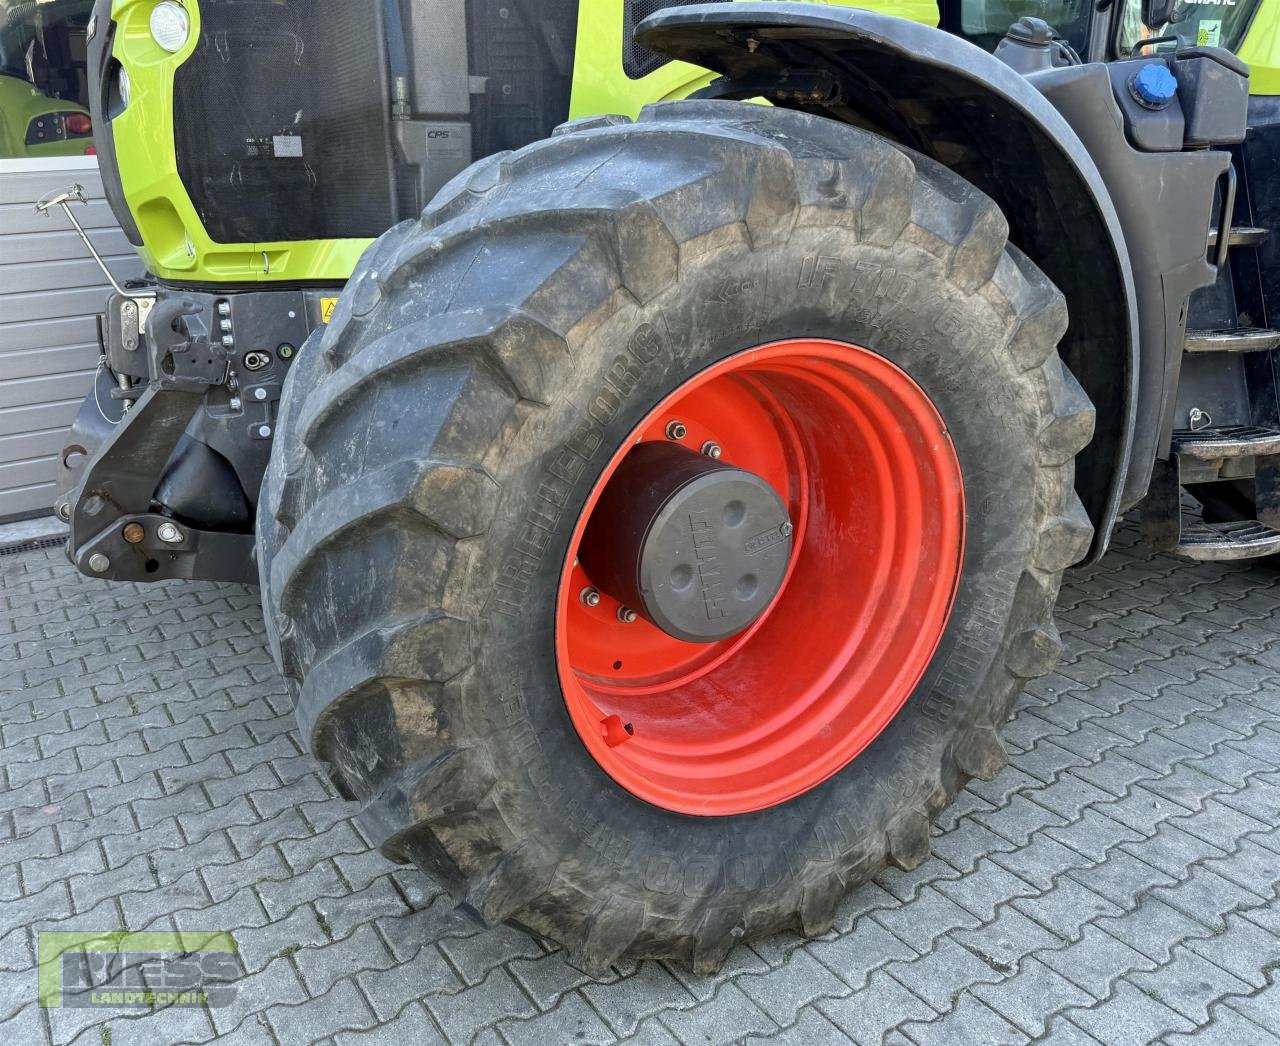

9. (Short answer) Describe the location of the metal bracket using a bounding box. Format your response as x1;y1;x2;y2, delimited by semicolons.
35;185;153;301
145;297;231;390
68;384;207;559
76;513;257;585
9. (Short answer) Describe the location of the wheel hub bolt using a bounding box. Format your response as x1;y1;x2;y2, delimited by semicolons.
617;606;638;624
87;553;110;574
701;441;723;459
122;522;145;545
157;522;183;544
665;420;687;441
580;587;602;608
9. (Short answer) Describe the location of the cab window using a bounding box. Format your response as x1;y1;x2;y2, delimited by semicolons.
955;0;1095;53
1116;0;1262;55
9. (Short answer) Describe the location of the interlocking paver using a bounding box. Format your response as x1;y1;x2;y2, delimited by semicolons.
896;990;1030;1046
817;967;938;1044
1128;945;1254;1024
659;981;776;1045
1061;979;1197;1043
5;522;1280;1043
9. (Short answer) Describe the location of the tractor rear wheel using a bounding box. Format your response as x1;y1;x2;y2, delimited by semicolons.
258;101;1095;973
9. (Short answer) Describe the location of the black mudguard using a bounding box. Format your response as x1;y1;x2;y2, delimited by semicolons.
640;3;1223;561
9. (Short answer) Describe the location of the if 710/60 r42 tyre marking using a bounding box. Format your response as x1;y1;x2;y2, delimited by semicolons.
257;100;1095;973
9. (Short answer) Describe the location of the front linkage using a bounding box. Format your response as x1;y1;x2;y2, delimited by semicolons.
44;187;331;584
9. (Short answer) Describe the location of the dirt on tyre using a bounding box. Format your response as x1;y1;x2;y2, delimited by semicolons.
257;100;1095;973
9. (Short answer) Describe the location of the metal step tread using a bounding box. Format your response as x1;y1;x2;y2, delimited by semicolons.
1185;326;1280;353
1176;519;1280;561
1173;424;1280;459
1208;225;1270;248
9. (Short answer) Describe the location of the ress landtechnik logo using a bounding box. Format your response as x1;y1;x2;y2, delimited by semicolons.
38;931;238;1009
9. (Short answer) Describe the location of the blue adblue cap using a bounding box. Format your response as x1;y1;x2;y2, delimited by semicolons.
1132;64;1179;108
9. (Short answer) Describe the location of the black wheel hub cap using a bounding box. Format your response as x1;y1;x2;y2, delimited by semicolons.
579;441;793;643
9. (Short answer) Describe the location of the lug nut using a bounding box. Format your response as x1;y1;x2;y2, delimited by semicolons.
259;425;273;439
222;334;235;348
580;587;602;608
617;606;638;624
217;301;231;316
157;522;183;544
122;522;145;545
665;420;687;441
701;441;723;459
87;553;110;574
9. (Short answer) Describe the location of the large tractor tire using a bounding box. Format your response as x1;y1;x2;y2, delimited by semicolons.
257;101;1095;973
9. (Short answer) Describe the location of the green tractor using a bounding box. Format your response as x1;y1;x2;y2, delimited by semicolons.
1;0;96;157
50;0;1278;970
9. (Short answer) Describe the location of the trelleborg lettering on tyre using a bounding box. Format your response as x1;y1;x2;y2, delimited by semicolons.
488;321;670;619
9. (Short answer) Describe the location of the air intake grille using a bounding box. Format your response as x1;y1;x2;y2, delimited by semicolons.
173;0;398;245
623;0;706;80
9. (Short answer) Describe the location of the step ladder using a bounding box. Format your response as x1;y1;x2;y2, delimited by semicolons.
1143;210;1280;561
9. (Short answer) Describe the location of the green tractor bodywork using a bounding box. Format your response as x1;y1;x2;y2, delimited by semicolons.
92;0;1280;289
102;0;920;286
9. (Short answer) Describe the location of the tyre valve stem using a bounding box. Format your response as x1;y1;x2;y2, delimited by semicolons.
601;715;635;748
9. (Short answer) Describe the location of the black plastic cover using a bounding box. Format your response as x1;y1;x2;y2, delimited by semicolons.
1174;50;1250;147
86;0;142;246
467;0;582;158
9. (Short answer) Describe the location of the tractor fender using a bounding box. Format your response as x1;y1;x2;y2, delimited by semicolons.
638;3;1144;560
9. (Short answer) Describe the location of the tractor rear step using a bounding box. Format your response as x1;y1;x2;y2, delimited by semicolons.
1173;425;1280;460
1173;520;1280;561
1184;326;1280;353
1142;449;1280;561
1207;225;1270;249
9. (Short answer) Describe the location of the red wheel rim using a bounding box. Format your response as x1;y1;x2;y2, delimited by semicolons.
555;339;965;816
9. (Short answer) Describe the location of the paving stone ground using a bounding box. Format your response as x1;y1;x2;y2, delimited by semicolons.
2;519;1280;1046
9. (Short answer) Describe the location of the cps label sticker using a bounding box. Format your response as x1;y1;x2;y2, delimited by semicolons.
320;298;339;324
273;134;304;158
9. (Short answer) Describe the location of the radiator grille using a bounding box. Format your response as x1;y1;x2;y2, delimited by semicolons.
623;0;706;80
173;0;398;245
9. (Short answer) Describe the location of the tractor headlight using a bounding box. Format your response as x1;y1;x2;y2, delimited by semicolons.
149;2;191;53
